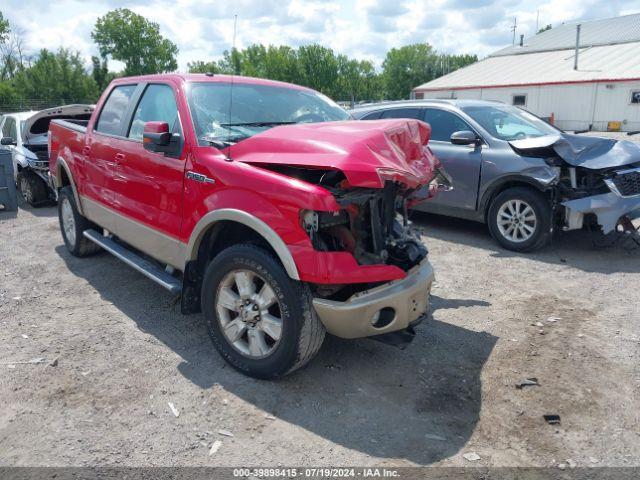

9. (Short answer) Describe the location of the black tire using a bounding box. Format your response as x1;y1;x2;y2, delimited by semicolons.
487;186;552;252
58;187;101;257
18;171;48;206
201;244;325;379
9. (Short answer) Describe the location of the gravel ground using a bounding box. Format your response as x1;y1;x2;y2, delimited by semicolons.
0;197;639;468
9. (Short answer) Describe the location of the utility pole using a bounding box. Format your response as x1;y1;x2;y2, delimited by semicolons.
511;17;517;45
536;10;539;33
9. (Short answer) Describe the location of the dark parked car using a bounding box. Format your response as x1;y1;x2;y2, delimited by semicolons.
352;100;640;252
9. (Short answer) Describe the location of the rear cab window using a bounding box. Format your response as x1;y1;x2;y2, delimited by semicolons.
94;85;137;136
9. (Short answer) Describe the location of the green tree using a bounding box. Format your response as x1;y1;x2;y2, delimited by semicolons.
296;44;339;97
13;48;99;105
187;60;219;74
537;24;552;34
382;44;477;99
91;55;115;91
382;44;438;100
0;12;9;43
92;8;178;76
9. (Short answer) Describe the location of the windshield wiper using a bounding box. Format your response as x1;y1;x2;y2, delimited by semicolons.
220;121;296;127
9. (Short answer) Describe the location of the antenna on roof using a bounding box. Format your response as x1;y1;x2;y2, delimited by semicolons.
510;17;517;45
225;14;238;161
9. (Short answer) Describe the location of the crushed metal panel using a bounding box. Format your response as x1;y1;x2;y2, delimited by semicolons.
561;192;640;233
510;133;640;170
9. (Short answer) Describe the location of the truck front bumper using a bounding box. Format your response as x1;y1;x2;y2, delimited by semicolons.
312;259;435;339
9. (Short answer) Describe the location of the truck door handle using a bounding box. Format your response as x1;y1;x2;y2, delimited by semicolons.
114;153;125;163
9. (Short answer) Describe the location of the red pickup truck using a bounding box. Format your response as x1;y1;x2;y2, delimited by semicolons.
49;74;444;378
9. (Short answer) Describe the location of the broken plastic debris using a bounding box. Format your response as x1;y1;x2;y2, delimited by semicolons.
463;452;481;462
218;429;234;437
516;378;540;389
209;440;222;455
547;316;561;322
21;334;29;339
168;402;180;417
544;414;561;425
264;414;276;420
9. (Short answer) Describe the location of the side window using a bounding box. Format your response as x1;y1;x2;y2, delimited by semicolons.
2;117;17;141
128;84;179;141
380;108;423;120
423;108;472;142
361;111;383;120
95;85;137;136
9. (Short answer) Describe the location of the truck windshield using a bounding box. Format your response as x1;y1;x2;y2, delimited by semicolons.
187;82;351;147
461;104;558;141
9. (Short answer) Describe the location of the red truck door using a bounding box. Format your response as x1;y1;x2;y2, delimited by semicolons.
112;82;185;239
85;84;139;214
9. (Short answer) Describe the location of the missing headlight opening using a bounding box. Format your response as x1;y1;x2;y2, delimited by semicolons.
303;181;428;272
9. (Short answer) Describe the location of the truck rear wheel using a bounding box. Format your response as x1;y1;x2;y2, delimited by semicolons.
58;187;101;257
201;244;325;379
18;171;48;206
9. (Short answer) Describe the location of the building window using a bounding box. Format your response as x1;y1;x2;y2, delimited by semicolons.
631;90;640;104
512;94;527;106
414;92;424;99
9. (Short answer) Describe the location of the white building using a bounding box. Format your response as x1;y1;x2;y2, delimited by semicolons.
412;14;640;132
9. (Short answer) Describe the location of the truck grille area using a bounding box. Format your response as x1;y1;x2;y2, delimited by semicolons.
305;182;428;272
610;169;640;197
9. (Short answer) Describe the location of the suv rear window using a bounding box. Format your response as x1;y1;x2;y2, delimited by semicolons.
95;85;137;136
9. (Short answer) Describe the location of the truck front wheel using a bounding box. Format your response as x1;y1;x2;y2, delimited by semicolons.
201;244;325;379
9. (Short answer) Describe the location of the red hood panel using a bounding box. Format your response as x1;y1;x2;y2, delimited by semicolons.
229;119;438;189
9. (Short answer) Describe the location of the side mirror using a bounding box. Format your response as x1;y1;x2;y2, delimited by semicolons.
450;130;480;146
1;137;17;146
143;121;181;156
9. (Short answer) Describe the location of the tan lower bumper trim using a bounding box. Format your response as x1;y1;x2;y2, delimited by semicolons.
312;260;435;339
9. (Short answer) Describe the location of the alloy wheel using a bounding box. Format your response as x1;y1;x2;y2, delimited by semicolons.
496;199;537;243
215;269;283;359
60;197;76;246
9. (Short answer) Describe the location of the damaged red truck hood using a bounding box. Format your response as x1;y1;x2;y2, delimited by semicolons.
228;119;438;189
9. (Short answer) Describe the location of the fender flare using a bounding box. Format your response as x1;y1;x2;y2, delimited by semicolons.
55;157;84;215
186;208;300;280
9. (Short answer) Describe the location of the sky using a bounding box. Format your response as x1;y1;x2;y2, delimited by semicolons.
2;0;640;72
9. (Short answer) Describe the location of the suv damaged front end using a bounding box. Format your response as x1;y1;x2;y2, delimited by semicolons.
510;134;640;239
232;119;448;343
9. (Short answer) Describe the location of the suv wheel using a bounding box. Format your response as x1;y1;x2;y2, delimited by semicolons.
487;187;551;252
18;171;48;206
58;187;101;257
202;244;325;379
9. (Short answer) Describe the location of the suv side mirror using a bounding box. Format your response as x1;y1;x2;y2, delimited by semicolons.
143;121;181;157
450;130;479;146
1;137;17;146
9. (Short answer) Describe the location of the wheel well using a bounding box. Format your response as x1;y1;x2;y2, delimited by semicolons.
196;220;281;274
482;180;550;223
58;166;70;189
181;220;284;315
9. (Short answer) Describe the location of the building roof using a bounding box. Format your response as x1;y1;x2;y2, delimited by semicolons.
414;14;640;92
493;13;640;57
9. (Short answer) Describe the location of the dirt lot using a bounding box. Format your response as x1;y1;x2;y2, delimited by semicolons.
1;197;639;468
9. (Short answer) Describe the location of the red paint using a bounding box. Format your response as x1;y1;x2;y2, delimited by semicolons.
50;74;438;285
414;77;640;93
